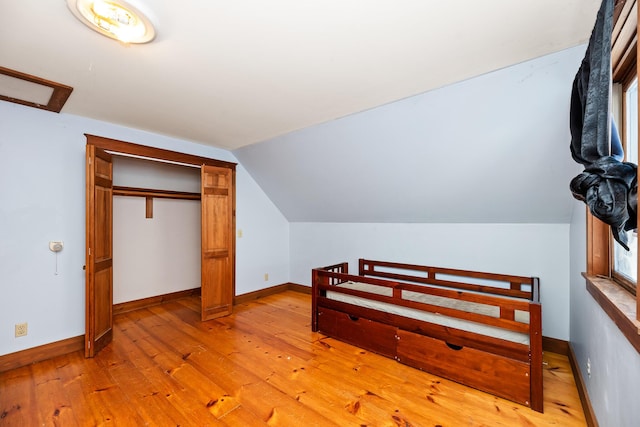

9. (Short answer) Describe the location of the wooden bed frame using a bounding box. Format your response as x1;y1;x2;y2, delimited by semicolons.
311;259;543;412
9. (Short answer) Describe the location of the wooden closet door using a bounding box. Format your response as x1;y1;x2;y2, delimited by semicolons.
201;165;235;320
85;144;114;357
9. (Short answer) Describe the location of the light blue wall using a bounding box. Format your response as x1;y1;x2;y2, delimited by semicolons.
0;101;289;356
234;45;586;225
569;200;640;426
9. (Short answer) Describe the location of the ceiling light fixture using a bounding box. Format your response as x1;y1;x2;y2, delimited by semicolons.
67;0;156;44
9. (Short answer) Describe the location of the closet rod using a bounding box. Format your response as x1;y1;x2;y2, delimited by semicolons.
113;186;201;200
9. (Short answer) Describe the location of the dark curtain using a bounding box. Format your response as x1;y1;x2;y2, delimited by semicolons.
569;0;637;250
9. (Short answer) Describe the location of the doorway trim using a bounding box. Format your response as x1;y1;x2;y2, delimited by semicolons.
85;134;236;169
85;134;236;357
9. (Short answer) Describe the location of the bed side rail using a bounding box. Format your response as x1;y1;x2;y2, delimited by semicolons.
359;258;539;301
315;270;533;334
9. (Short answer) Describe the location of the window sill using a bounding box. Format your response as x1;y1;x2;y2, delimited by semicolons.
584;273;640;354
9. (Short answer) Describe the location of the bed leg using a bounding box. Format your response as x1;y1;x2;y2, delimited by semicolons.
311;269;319;332
529;303;543;412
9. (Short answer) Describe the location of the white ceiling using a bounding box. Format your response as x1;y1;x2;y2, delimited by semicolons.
1;0;601;150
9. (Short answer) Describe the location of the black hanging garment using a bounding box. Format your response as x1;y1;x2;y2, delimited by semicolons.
569;0;637;250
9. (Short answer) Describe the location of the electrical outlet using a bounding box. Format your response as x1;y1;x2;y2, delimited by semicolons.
586;358;591;377
264;273;269;281
15;322;28;337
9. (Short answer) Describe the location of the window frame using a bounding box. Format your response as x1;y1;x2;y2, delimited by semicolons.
585;0;640;354
611;74;638;294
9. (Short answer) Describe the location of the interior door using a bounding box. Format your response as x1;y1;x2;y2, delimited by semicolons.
201;165;235;320
85;144;114;357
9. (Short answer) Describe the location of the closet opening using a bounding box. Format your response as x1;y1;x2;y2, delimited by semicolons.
112;155;202;310
84;134;236;357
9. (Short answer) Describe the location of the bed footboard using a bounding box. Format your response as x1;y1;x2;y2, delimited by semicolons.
312;262;348;332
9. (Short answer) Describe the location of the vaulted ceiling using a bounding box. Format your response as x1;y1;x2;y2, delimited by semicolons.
2;0;600;150
233;44;589;223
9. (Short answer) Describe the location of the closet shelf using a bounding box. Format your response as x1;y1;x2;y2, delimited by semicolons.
113;186;201;200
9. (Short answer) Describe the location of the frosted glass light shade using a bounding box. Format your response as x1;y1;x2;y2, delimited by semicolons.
67;0;156;44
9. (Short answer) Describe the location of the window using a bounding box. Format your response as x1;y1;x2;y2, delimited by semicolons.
584;0;640;353
612;77;638;292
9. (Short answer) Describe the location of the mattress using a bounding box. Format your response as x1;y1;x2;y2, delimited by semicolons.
326;281;530;345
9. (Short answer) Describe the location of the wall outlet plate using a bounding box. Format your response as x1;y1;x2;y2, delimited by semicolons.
15;323;27;337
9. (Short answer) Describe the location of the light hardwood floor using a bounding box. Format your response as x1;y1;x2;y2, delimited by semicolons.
0;291;586;426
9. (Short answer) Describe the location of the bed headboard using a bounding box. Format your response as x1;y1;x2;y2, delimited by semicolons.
358;259;539;301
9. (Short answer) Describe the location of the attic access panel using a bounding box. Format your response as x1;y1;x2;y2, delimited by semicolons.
0;66;73;113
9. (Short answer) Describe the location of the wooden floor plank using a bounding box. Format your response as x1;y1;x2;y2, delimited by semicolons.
182;307;452;425
0;366;40;426
59;349;146;425
56;351;123;425
0;291;587;426
118;310;233;424
94;344;197;426
129;303;339;425
29;358;79;427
